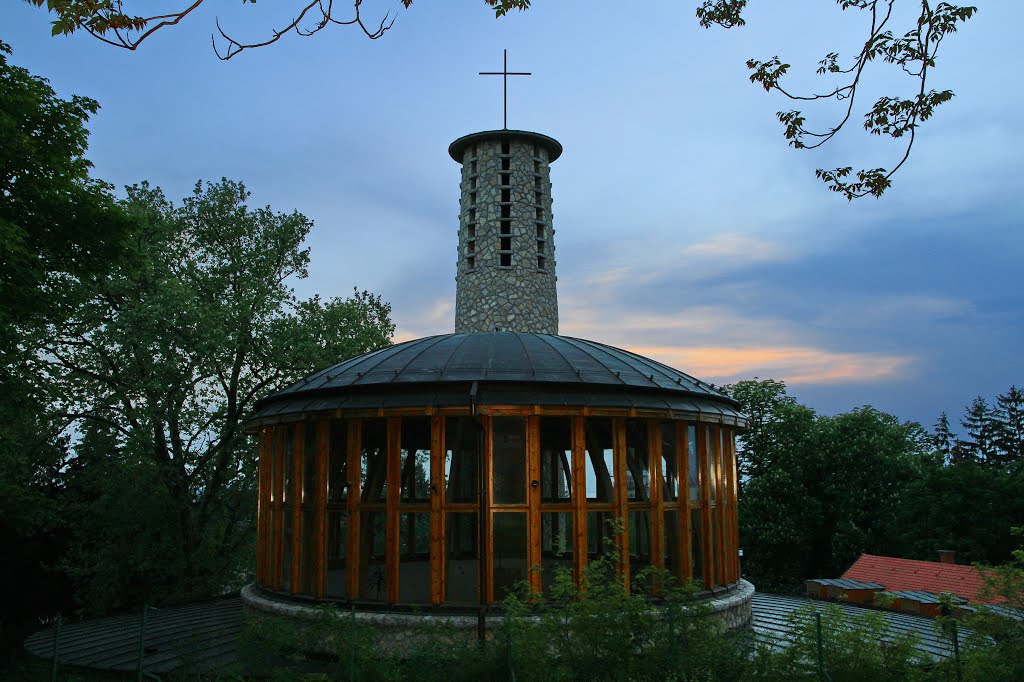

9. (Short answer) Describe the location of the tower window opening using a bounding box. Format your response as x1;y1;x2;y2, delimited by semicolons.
537;240;545;254
501;188;510;203
535;191;542;205
467;240;475;254
533;160;540;172
501;157;510;171
500;172;510;186
467;255;475;269
537;255;545;269
500;253;511;267
533;144;539;157
501;205;510;219
534;177;541;190
469;208;476;222
470;177;477;189
471;160;477;175
535;207;543;220
500;237;512;251
501;141;510;155
468;224;476;238
500;221;511;235
536;223;544;239
469;191;477;205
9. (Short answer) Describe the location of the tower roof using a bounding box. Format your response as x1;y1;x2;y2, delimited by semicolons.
449;129;562;163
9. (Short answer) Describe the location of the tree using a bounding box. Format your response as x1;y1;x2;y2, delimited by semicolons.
993;385;1024;468
23;179;394;610
959;396;998;465
932;411;957;465
698;0;976;199
24;0;531;60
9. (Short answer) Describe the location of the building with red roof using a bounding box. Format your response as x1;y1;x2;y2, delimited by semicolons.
841;552;995;603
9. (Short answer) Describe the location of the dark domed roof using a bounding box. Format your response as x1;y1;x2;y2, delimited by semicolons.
247;332;744;425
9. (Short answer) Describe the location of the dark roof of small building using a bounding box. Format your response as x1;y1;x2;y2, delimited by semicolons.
806;578;884;591
246;332;745;426
842;554;994;603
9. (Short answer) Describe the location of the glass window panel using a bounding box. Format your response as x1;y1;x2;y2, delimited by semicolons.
328;421;348;503
540;417;572;502
445;417;480;503
399;513;431;602
688;425;699;503
706;426;717;504
690;508;704;586
492;418;526;505
493;512;527;599
661;422;678;503
628;511;652;592
358;511;387;601
664;510;681;580
540;512;573;594
584;418;615;503
361;419;387;503
298;509;316;595
400;417;431;503
625;420;650;502
325;511;348;598
445;512;479;604
303;424;319;508
587;511;618;560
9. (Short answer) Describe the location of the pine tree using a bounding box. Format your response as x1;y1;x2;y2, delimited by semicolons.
993;385;1024;468
932;412;958;465
960;396;998;465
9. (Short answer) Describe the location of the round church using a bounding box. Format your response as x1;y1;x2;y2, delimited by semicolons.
243;128;748;612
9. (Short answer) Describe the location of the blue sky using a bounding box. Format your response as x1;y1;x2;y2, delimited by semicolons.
4;0;1021;428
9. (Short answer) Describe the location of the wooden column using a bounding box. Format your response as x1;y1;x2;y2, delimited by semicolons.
697;422;713;587
678;422;692;581
526;416;542;595
346;418;361;600
316;420;329;598
386;417;401;603
430;415;445;606
256;428;269;585
481;416;494;603
648;420;664;575
571;416;587;589
613;417;629;590
272;427;284;592
291;423;304;594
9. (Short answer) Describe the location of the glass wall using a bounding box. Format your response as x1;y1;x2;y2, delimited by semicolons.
255;413;739;604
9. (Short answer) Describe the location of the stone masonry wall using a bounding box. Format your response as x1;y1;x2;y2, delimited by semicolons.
454;134;559;334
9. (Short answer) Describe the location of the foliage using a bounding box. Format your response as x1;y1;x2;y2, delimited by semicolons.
15;178;393;614
698;0;977;199
725;379;924;591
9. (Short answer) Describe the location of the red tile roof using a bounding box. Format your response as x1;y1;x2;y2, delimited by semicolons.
842;554;997;603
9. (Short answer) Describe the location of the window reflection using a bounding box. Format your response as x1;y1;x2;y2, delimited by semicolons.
445;417;480;503
585;418;615;502
540;417;572;502
400;417;431;503
625;420;649;501
361;419;387;503
492;418;526;504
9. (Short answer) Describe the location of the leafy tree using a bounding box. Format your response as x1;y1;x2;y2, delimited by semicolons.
727;379;925;591
22;179;394;611
698;0;977;199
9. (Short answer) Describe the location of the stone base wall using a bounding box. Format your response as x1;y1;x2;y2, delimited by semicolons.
241;580;755;655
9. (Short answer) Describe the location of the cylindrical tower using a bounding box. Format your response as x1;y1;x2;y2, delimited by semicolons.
449;130;562;334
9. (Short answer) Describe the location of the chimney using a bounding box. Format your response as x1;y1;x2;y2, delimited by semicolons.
938;550;956;564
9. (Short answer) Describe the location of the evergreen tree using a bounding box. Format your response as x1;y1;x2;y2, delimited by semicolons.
932;411;958;465
993;385;1024;468
959;396;998;465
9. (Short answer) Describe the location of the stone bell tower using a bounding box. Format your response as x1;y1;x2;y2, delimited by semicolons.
449;129;562;334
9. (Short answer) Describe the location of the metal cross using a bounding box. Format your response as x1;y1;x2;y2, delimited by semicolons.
479;49;531;130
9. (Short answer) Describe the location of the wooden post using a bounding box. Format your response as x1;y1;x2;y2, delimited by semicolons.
430;415;445;606
272;427;284;592
346;419;361;600
256;429;269;585
613;417;629;590
482;416;493;603
386;417;401;604
527;416;542;595
316;420;329;598
649;420;664;574
291;423;304;594
678;422;691;581
697;423;713;587
572;416;587;589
